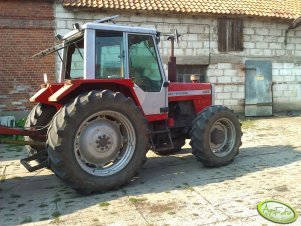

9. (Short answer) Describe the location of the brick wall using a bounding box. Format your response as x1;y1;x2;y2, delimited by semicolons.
54;4;301;113
0;0;55;114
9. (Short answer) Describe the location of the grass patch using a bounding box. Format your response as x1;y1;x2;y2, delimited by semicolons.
99;202;110;207
241;119;256;130
50;218;62;224
64;200;74;204
20;216;32;224
10;194;21;198
52;197;61;203
51;211;61;218
39;203;48;208
0;174;6;183
44;186;55;189
129;197;147;204
39;217;49;221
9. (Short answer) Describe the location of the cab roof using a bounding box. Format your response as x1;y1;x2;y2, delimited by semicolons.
82;22;157;35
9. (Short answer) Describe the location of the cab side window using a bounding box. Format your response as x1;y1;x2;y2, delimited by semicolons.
95;31;124;79
128;34;163;92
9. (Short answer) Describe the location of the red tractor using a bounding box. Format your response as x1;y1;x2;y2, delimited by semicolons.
1;16;242;194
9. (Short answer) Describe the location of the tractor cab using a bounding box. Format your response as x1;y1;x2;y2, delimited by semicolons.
35;17;168;116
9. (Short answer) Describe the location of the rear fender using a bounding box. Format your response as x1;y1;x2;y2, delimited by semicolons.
48;79;143;112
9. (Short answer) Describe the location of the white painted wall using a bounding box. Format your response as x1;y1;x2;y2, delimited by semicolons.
54;4;301;113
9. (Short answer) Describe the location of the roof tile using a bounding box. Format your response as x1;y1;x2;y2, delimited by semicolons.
62;0;301;19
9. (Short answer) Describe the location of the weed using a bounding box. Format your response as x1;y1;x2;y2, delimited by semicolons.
64;200;74;204
99;202;110;207
185;186;195;192
20;216;32;224
50;217;62;224
51;211;61;218
52;198;61;203
39;203;48;208
10;194;21;198
241;119;256;130
0;174;6;182
40;217;49;221
129;197;147;204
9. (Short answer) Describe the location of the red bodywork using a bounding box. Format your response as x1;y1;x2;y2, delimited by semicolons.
29;79;159;122
168;82;212;114
29;79;212;121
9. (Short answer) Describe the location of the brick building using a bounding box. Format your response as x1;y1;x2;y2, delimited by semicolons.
0;0;55;117
1;0;301;117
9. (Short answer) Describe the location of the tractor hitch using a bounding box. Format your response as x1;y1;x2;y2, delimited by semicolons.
0;125;45;137
0;125;48;172
20;149;49;172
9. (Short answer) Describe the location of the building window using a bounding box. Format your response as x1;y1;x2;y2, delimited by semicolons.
176;65;207;83
218;19;243;52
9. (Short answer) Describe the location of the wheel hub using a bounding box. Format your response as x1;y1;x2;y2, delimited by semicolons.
211;128;225;145
96;134;112;150
209;122;228;154
78;119;123;166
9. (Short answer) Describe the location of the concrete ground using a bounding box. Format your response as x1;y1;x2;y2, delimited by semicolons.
0;116;301;226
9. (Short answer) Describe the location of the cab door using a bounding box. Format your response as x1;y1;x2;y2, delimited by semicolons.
126;33;168;115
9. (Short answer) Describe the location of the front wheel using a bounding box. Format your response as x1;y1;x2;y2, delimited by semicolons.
189;105;242;167
47;90;149;194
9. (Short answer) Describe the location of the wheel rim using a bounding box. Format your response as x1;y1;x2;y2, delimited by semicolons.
74;110;136;176
209;118;236;157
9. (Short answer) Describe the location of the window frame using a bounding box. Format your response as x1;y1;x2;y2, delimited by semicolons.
125;32;166;92
218;18;244;52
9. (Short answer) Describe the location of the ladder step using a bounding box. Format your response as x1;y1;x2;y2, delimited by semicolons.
152;129;169;134
154;146;174;152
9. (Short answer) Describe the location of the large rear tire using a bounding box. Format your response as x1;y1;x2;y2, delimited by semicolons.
25;103;56;162
190;105;242;167
47;90;149;194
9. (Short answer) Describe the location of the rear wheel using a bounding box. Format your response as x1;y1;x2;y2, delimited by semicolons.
190;105;242;167
47;90;149;194
25;103;56;162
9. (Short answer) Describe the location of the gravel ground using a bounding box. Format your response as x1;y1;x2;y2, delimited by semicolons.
0;115;301;226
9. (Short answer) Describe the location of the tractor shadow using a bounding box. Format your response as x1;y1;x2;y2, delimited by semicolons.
0;144;301;224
